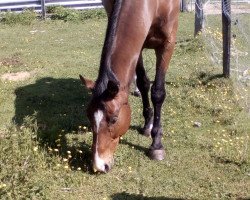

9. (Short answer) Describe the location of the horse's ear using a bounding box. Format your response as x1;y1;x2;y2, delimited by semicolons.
79;75;95;90
107;80;119;98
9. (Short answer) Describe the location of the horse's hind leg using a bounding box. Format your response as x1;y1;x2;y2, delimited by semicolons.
149;43;175;160
136;53;153;137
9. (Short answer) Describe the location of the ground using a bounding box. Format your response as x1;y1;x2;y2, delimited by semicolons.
0;13;249;200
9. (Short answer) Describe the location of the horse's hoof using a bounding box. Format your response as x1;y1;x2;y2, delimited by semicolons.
148;149;165;160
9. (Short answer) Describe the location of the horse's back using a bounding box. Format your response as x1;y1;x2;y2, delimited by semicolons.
102;0;180;49
102;0;179;18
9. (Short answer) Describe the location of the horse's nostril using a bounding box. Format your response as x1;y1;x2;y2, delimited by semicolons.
104;164;110;172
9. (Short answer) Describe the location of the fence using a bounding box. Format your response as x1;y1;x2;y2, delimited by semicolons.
181;0;250;12
0;0;103;13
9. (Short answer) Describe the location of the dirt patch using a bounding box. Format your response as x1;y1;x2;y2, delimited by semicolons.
1;71;31;82
0;130;5;139
0;54;24;68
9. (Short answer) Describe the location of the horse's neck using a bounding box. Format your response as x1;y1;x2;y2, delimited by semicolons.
102;0;114;16
104;1;152;88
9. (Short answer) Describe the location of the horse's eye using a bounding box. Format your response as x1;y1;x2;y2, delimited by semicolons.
109;116;118;124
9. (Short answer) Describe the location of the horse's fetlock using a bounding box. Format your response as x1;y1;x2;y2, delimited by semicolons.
151;126;163;138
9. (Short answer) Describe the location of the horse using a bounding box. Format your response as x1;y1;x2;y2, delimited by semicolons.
80;0;179;173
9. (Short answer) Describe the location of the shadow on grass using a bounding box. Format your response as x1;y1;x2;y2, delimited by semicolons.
13;77;93;171
120;138;148;154
111;192;186;200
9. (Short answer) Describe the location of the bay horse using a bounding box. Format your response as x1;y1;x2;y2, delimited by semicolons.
80;0;179;173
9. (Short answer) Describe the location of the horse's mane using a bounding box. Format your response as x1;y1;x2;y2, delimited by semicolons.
93;0;123;97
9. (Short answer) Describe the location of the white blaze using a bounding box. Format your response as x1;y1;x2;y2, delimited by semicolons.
93;110;106;172
94;110;103;132
94;150;106;172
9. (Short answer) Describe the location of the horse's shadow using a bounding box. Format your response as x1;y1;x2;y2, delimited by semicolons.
13;77;93;171
111;192;186;200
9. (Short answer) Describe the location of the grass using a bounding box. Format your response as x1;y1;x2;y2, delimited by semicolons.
0;12;249;199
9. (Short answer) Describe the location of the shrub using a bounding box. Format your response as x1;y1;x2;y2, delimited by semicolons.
50;6;80;22
1;9;36;25
80;9;106;20
48;6;106;21
46;5;59;14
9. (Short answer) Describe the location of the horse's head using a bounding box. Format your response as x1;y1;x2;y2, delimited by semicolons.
80;75;131;173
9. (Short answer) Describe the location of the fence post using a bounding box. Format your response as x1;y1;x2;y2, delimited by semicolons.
222;0;231;78
194;0;203;36
41;0;46;19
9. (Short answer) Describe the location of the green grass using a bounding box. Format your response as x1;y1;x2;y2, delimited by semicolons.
0;12;249;199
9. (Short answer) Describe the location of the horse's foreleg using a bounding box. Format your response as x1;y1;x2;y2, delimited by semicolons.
136;53;153;137
149;43;175;160
132;75;141;97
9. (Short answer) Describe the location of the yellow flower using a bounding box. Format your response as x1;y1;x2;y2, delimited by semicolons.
33;146;38;152
0;184;6;188
64;165;69;169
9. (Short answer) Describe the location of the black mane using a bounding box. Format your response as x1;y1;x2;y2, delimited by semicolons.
93;0;123;97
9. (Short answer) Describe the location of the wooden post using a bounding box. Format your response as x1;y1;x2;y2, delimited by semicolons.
222;0;231;78
41;0;46;19
194;0;203;36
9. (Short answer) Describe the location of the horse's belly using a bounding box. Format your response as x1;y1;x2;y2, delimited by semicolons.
143;37;165;49
143;28;166;49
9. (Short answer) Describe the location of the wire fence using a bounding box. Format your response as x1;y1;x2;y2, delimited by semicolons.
181;0;250;12
201;0;250;112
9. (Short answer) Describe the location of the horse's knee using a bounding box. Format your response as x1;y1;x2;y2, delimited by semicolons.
151;84;166;105
137;76;150;92
136;69;150;92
